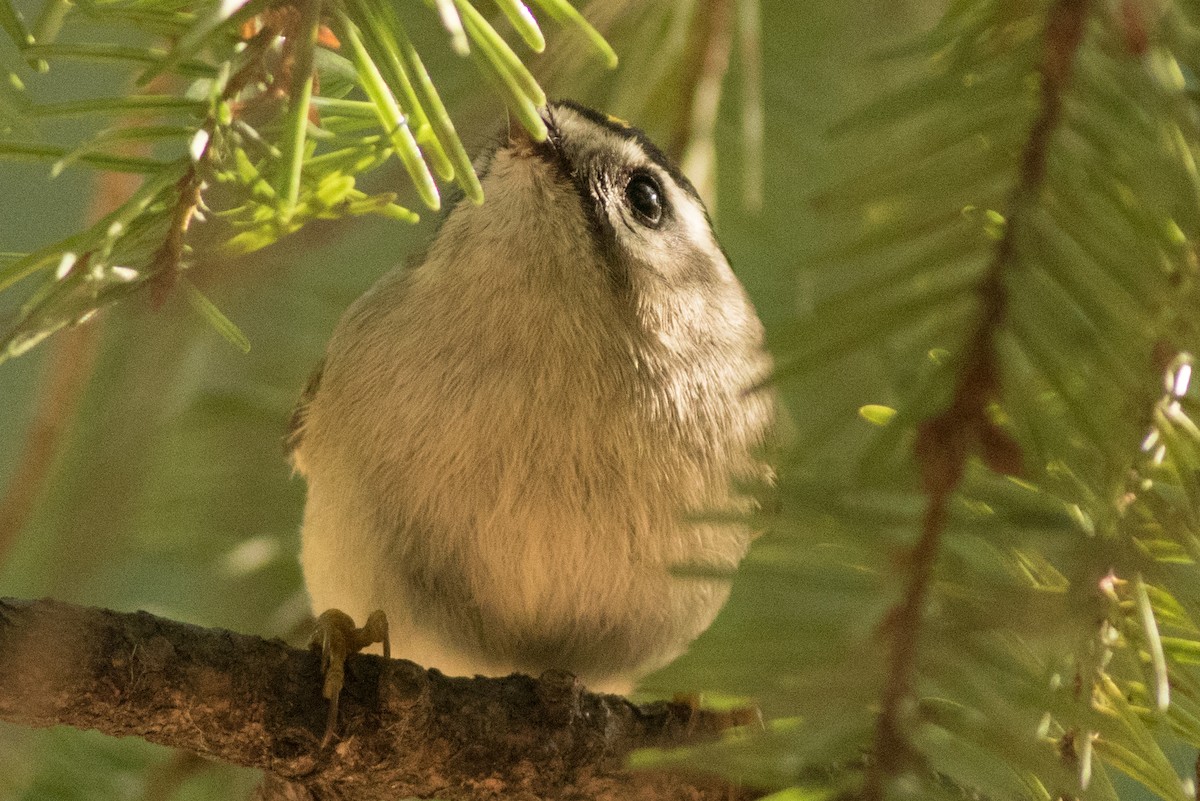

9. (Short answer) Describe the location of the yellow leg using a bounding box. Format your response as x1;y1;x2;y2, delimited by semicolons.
309;608;390;746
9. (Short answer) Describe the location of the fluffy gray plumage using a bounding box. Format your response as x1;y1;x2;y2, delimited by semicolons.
291;101;774;693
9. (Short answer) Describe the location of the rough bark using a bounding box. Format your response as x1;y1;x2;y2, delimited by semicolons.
0;597;757;801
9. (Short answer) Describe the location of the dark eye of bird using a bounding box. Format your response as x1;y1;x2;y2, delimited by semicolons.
625;173;664;227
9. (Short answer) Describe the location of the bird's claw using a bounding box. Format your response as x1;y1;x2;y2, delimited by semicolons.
309;608;390;746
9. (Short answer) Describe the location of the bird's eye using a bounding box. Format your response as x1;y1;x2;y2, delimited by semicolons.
625;173;664;227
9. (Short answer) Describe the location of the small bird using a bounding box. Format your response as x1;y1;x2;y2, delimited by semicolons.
288;101;774;734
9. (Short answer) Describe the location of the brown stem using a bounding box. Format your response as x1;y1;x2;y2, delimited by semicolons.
0;160;149;568
669;0;736;175
0;327;99;566
862;1;1093;797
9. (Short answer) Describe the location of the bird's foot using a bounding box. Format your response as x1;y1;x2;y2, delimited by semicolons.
309;608;390;746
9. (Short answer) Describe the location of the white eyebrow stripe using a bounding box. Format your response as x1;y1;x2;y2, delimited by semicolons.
549;104;721;281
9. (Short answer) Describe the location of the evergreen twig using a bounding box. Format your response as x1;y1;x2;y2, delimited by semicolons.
864;1;1093;797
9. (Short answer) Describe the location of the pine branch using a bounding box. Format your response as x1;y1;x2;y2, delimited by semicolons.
0;597;757;801
865;4;1091;796
0;0;616;362
639;2;1200;799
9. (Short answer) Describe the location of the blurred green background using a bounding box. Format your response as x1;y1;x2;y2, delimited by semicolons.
0;1;1067;798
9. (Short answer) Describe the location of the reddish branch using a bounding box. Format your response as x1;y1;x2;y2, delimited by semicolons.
668;0;736;166
0;597;758;801
0;327;98;565
863;1;1093;797
0;160;150;567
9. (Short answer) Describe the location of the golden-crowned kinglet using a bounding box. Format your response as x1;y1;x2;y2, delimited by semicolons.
289;101;774;696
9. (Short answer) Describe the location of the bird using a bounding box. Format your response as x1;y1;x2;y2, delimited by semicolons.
288;100;774;738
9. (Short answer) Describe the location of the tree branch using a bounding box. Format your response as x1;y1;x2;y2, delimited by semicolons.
864;1;1093;797
0;327;98;564
669;0;735;207
0;157;146;567
0;597;757;801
